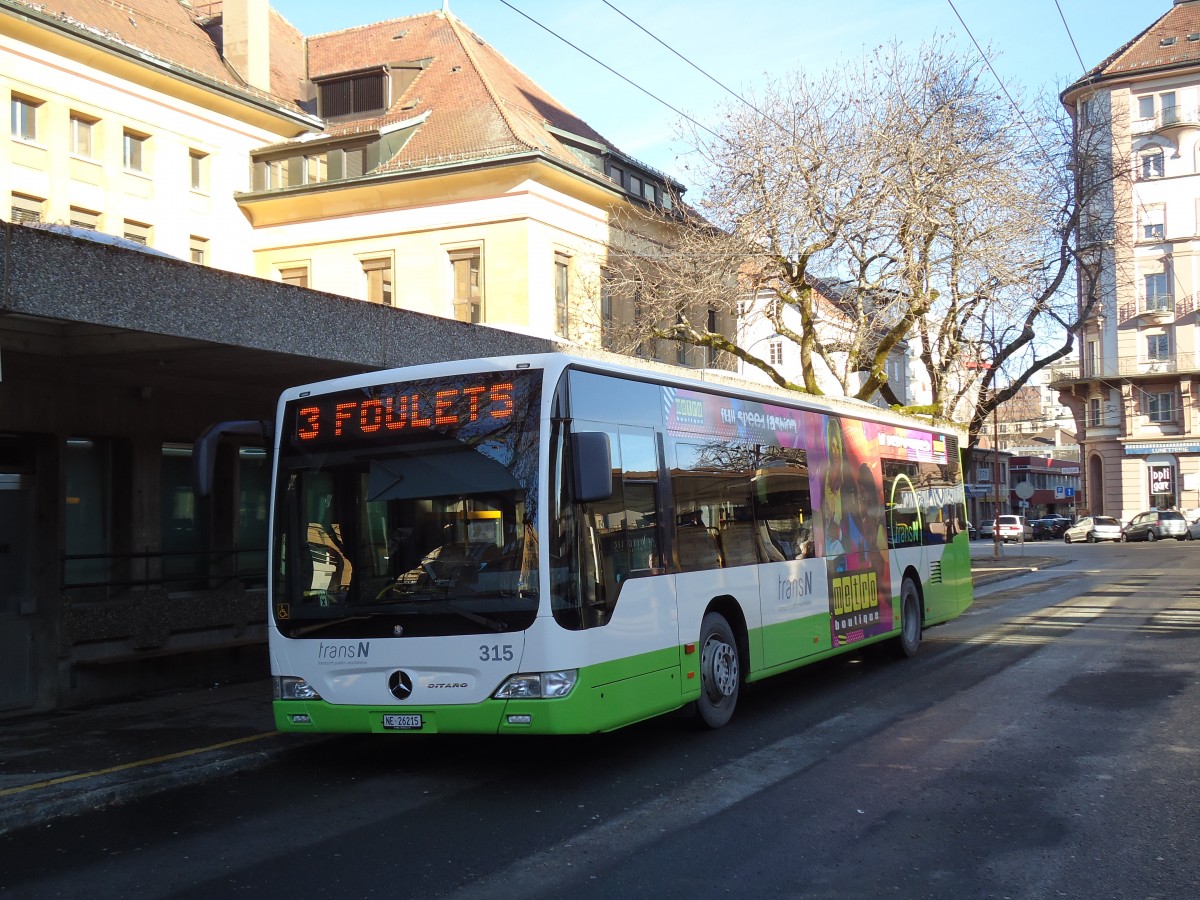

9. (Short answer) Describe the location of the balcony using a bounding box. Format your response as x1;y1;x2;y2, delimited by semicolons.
1132;106;1200;136
1118;295;1174;324
1049;351;1200;386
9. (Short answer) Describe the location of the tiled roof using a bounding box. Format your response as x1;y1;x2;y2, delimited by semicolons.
1070;1;1200;89
7;0;306;111
6;1;657;181
304;10;626;176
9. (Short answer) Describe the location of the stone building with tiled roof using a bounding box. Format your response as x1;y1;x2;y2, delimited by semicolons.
1056;0;1200;522
2;0;694;342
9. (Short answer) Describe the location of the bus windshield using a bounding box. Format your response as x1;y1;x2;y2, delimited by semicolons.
272;370;541;639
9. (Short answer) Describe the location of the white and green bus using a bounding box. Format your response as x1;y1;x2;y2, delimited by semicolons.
264;353;972;734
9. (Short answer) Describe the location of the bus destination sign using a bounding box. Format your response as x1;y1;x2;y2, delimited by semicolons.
288;373;523;451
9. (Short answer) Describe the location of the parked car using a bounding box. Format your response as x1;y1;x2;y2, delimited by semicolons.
978;519;995;540
1122;509;1189;542
1031;516;1071;540
966;521;978;540
1189;512;1200;541
1063;515;1123;543
995;514;1034;543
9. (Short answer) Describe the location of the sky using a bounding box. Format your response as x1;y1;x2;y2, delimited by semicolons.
270;0;1164;186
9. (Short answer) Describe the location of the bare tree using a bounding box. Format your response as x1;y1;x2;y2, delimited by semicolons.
592;40;1127;453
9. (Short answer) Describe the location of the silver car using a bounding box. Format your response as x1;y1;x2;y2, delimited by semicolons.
1123;510;1188;542
1063;515;1123;543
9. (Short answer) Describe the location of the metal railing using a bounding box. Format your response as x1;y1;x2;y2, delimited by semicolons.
1118;296;1175;321
61;547;268;596
1132;106;1200;134
1049;351;1200;384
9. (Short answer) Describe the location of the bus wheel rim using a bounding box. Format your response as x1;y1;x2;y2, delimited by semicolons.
702;636;738;700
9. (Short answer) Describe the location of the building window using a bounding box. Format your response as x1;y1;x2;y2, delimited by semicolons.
609;166;624;188
600;278;614;349
1147;335;1170;363
1140;150;1164;180
554;253;570;338
123;220;151;246
11;96;39;142
1144;273;1171;310
1089;398;1102;427
304;153;328;184
70;113;96;158
123;130;148;172
11;193;43;224
706;308;718;367
342;146;367;178
362;257;393;305
1138;96;1155;120
1160;92;1178;125
450;249;482;323
630;175;642;197
190;236;208;265
190;150;208;191
1147;392;1174;423
70;207;99;230
1143;222;1164;241
1146;334;1170;361
318;71;387;119
769;340;784;366
279;266;309;288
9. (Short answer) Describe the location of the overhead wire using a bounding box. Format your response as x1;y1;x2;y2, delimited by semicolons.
599;0;769;121
494;0;723;141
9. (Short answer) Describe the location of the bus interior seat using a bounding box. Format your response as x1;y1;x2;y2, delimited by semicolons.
676;510;722;571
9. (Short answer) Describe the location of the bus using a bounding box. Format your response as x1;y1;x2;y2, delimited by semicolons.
245;352;971;734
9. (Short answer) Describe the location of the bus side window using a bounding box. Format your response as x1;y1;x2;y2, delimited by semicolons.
883;462;922;549
753;447;814;561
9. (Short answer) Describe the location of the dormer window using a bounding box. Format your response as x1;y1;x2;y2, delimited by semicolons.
317;69;387;119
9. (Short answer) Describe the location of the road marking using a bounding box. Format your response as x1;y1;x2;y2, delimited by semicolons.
0;731;278;798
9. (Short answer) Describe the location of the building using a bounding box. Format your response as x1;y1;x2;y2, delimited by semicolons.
2;0;691;342
1057;0;1200;521
735;279;914;408
0;0;698;715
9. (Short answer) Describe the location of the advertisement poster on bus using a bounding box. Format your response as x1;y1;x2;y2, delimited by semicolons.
664;387;900;648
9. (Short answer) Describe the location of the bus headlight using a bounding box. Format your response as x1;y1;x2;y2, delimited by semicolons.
493;669;578;699
274;676;322;701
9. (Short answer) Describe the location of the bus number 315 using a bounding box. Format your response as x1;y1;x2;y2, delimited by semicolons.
480;644;515;662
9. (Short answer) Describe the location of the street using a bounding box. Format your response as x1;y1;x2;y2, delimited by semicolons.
3;539;1198;899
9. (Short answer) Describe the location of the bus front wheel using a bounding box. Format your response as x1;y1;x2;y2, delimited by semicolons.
895;577;922;659
697;612;740;728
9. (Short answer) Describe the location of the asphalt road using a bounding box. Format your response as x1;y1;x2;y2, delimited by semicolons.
3;540;1198;899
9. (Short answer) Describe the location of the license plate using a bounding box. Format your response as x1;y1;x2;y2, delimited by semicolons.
382;714;423;730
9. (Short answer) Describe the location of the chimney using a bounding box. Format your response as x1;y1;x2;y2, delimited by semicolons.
224;0;271;93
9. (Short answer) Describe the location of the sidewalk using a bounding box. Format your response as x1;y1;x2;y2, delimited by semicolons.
0;556;1068;837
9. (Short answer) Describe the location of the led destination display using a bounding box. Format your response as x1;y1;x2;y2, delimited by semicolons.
287;372;529;452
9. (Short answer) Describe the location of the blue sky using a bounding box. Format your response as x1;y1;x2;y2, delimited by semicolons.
272;0;1162;183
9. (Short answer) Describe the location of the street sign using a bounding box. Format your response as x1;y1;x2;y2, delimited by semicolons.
1015;481;1035;500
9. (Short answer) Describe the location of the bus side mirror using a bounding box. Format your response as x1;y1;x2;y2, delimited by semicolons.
193;420;273;497
572;432;612;503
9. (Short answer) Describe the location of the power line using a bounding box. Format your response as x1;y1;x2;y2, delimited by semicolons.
1052;0;1089;78
600;1;768;121
944;0;1057;165
494;0;722;141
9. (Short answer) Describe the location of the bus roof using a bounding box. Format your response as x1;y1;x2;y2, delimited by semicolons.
277;349;967;439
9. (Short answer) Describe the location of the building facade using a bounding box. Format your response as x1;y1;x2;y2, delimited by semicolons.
1057;0;1200;522
0;0;705;715
2;0;696;344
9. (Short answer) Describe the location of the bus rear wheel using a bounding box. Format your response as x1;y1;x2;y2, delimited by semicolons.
697;612;740;728
894;577;922;659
